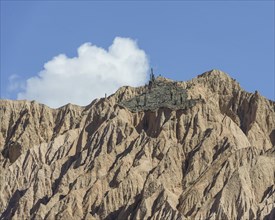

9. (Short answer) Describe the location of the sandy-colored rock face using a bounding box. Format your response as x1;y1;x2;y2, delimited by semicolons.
0;70;274;220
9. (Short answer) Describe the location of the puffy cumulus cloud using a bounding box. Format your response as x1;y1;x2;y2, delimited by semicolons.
8;74;25;92
17;37;149;108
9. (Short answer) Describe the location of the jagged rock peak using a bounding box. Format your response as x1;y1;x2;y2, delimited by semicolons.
198;69;231;78
118;75;202;112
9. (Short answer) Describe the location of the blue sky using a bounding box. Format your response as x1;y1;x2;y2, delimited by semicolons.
1;1;274;107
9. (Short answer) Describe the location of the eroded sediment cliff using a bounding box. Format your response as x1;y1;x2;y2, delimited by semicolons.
0;70;274;219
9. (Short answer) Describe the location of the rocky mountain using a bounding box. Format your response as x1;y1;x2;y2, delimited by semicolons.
0;69;274;220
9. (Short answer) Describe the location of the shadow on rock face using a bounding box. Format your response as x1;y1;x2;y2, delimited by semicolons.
1;141;22;163
263;208;275;220
0;189;27;220
269;129;275;146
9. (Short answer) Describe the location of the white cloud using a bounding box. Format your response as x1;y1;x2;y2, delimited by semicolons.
17;37;149;108
8;74;25;92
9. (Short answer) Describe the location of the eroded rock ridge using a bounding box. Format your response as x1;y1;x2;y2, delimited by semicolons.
0;69;274;220
119;77;201;112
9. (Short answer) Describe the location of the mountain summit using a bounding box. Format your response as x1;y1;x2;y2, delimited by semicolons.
0;70;274;219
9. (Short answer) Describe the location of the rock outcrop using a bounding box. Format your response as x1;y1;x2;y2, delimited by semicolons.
0;69;274;220
119;77;200;112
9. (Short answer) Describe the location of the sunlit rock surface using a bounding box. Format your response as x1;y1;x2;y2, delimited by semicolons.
0;70;274;220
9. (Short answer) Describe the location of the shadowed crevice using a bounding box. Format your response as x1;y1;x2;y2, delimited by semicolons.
0;189;27;220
